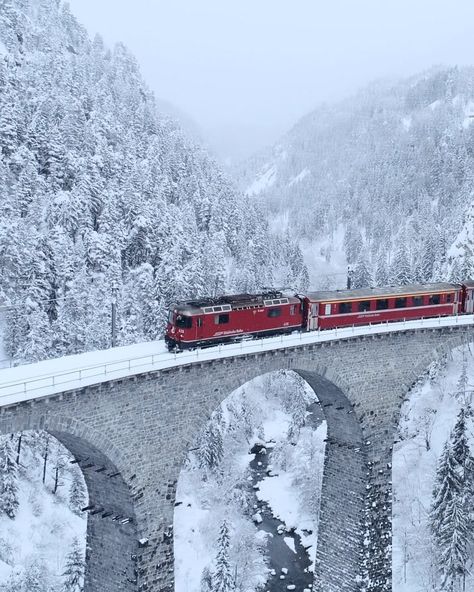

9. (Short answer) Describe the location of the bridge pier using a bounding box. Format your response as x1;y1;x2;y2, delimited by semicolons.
297;372;367;592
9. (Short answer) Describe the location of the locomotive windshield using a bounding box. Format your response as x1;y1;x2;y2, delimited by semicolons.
168;310;174;324
176;314;192;329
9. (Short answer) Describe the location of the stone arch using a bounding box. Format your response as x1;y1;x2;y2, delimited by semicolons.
174;367;367;592
0;412;138;592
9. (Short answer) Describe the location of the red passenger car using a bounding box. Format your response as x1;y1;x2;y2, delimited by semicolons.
461;281;474;314
302;283;462;330
165;291;303;351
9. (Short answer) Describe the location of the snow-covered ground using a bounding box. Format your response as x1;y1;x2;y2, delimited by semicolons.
393;341;474;591
245;165;277;197
174;371;326;591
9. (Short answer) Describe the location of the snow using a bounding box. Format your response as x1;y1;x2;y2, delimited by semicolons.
0;315;472;407
401;117;412;131
429;99;441;110
300;222;347;289
288;168;311;186
284;537;296;553
461;100;474;129
0;40;7;56
245;165;276;196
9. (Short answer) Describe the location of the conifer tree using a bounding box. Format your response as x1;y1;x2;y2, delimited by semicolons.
430;414;474;590
374;250;389;286
390;243;412;286
62;538;85;592
352;252;373;289
0;436;19;519
455;350;469;404
198;421;224;472
439;494;469;591
69;469;87;516
212;521;234;592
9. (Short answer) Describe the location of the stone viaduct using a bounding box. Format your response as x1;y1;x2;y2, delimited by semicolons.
0;323;473;592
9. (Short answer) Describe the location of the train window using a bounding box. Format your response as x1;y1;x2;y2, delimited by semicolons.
395;298;407;308
446;294;452;303
290;305;296;315
215;313;229;324
267;308;282;318
168;311;174;323
358;301;371;312
176;315;192;329
413;296;424;306
376;299;389;310
429;294;440;305
325;304;331;315
339;302;352;314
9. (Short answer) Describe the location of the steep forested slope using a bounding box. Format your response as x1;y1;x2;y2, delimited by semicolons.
239;68;474;288
0;0;307;363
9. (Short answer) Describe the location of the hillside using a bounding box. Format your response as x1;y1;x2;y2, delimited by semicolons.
238;67;474;288
0;0;307;364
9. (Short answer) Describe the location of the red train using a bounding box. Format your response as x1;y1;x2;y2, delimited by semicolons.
165;281;474;351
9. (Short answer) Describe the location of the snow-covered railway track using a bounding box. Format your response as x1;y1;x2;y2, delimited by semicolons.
0;315;473;408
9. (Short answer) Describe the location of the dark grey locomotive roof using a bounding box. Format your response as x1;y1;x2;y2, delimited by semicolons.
306;282;459;303
464;280;474;288
174;291;300;315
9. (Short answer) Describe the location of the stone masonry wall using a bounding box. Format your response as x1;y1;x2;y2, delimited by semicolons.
0;325;472;591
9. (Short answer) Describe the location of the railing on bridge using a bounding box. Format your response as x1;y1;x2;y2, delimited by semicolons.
0;314;472;408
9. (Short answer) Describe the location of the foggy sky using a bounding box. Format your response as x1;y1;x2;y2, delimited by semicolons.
68;0;474;159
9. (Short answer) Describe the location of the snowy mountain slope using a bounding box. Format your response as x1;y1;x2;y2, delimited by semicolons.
0;0;308;365
238;67;474;288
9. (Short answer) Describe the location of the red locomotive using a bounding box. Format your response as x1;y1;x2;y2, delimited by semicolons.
165;281;474;351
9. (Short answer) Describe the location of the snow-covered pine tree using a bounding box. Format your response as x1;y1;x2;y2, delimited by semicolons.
0;436;19;519
212;521;234;592
374;250;389;287
352;251;373;289
62;538;85;592
430;442;461;548
454;346;469;404
22;560;48;592
198;421;224;472
439;494;469;591
69;469;87;516
390;242;412;286
430;415;474;590
418;237;436;283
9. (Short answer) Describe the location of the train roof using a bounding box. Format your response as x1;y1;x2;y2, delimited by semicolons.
174;291;300;314
464;280;474;288
306;282;460;303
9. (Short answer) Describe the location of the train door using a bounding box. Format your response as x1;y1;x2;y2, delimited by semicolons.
308;302;319;330
466;288;474;313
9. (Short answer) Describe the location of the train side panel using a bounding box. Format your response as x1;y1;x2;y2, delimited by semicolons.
306;289;461;330
462;281;474;313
